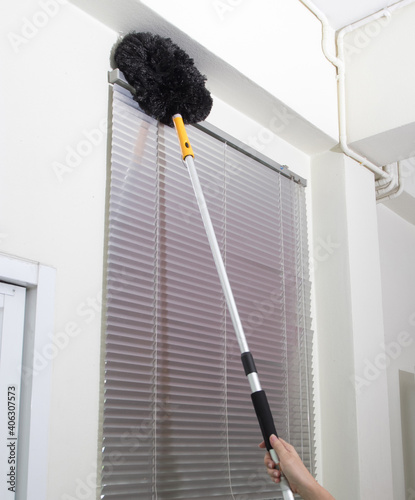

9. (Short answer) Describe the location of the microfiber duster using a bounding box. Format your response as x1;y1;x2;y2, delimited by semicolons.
114;31;212;126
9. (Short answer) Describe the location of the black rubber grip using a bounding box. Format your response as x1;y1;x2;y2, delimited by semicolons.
251;390;278;450
241;352;257;375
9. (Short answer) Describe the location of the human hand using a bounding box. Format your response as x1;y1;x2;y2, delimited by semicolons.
260;434;314;494
259;434;334;500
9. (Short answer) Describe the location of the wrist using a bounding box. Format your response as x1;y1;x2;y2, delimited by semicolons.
298;479;334;500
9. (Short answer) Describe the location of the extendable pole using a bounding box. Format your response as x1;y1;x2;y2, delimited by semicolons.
173;114;294;500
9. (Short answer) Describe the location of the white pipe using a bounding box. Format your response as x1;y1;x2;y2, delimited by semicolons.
336;0;415;189
336;1;415;183
299;0;342;68
297;0;415;183
376;164;398;195
376;163;404;202
336;27;390;181
375;170;395;190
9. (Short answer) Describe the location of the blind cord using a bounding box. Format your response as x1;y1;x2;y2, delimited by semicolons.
153;122;161;500
223;144;237;500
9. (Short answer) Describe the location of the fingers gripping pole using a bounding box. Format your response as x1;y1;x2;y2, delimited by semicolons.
173;117;294;499
270;448;295;500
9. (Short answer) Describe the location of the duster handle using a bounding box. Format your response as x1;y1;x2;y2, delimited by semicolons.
173;114;194;159
174;122;294;500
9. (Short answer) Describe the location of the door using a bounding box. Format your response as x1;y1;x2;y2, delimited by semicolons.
0;283;26;498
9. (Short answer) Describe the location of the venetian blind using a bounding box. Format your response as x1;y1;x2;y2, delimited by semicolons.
102;83;315;500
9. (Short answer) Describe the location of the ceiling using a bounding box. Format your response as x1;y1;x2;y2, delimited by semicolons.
69;0;415;222
310;0;397;29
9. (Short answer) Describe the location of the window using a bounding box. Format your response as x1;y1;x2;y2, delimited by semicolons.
102;83;314;499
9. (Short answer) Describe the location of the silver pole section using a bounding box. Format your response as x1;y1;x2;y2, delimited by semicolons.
183;154;294;500
183;155;249;354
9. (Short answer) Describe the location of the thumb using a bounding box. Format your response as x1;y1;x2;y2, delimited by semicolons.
269;434;287;458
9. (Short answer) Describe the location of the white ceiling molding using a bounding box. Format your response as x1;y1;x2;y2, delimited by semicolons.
309;0;396;29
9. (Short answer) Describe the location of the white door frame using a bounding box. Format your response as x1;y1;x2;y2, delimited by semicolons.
0;282;26;499
0;253;56;500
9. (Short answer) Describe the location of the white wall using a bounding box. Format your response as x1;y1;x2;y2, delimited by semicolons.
138;0;339;141
377;204;415;500
0;2;117;498
344;1;415;165
69;0;339;155
310;151;394;500
3;1;409;500
0;1;317;499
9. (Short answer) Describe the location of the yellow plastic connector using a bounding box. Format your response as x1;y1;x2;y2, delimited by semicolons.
172;114;195;160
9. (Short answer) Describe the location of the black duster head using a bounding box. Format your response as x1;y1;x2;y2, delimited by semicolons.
114;32;213;126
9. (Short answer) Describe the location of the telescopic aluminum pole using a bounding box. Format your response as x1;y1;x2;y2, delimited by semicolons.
173;114;294;500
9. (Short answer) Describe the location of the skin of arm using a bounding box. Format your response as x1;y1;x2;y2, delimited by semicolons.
260;434;335;500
